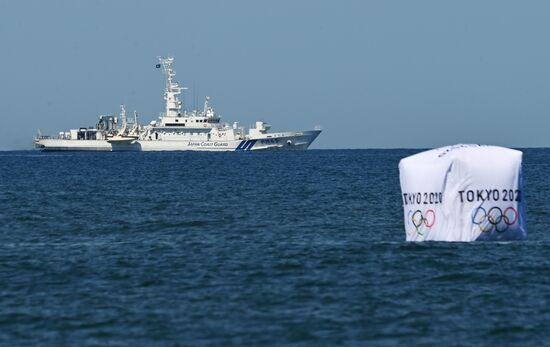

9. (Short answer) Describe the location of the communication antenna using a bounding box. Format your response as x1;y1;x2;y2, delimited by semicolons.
192;81;196;111
196;85;199;113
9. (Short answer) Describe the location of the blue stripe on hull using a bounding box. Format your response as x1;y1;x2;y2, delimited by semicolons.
245;140;257;150
235;140;248;151
235;140;257;151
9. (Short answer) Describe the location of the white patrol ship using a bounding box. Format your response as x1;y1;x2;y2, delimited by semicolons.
35;57;321;152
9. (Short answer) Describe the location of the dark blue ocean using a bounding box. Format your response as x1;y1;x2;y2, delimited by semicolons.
1;149;549;346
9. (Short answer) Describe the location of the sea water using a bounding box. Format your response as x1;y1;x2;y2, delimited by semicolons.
0;149;548;346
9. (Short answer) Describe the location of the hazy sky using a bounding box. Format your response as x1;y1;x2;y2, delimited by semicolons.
1;0;550;149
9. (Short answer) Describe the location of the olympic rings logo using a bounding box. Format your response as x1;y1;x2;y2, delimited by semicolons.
471;206;518;233
408;209;436;235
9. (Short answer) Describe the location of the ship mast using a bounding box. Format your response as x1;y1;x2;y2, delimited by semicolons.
119;104;127;135
158;57;185;118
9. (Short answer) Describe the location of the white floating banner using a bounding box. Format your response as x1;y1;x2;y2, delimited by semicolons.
399;144;527;242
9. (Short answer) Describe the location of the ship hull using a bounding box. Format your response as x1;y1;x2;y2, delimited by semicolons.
35;130;321;152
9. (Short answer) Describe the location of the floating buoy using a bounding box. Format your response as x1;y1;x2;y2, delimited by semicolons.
399;144;527;242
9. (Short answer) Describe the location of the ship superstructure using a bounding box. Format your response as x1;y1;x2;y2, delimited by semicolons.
35;57;321;151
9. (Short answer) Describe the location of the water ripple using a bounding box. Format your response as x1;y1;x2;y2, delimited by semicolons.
0;150;549;345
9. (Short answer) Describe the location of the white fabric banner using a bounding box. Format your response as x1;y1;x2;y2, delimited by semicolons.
399;144;527;242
